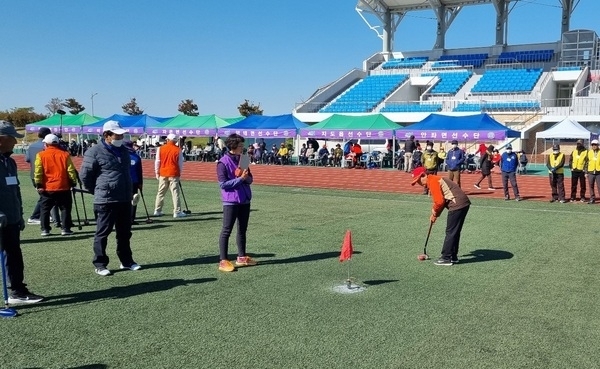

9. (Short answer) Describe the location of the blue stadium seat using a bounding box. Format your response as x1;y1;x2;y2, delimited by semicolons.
471;68;543;94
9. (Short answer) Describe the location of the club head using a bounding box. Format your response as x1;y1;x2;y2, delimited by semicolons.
145;218;154;224
417;254;430;261
78;226;83;230
84;221;90;225
184;210;192;215
0;308;18;318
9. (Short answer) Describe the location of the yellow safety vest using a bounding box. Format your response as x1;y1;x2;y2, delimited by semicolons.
571;149;587;171
548;153;564;174
586;149;600;173
422;151;439;170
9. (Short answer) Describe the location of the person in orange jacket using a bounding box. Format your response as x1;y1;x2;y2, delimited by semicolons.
34;134;78;236
411;166;471;266
154;133;186;218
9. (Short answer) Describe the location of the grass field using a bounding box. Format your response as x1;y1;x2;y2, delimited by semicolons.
3;175;599;369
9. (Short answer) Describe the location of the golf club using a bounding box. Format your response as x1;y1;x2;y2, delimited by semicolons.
178;181;192;214
71;188;83;230
139;190;154;224
0;232;18;318
418;221;433;261
77;180;90;226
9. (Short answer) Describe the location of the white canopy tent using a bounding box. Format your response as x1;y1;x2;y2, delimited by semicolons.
536;117;592;140
533;117;594;163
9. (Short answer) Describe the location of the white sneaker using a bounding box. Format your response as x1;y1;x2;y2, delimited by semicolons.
173;212;187;218
132;194;141;206
120;263;142;271
27;218;41;225
40;231;50;237
153;211;164;217
95;268;111;276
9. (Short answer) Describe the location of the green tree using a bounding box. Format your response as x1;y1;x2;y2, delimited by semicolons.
178;99;199;116
0;107;47;128
238;99;263;117
62;98;85;115
122;97;144;115
45;97;62;114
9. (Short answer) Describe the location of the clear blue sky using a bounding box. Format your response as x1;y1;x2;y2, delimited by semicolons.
0;0;597;118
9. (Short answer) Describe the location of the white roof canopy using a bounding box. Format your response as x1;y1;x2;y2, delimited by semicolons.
536;117;591;140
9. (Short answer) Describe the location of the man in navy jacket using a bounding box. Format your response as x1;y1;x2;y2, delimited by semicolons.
500;144;521;201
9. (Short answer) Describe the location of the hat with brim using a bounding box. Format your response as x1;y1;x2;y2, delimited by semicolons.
411;167;426;186
0;121;24;139
102;120;127;135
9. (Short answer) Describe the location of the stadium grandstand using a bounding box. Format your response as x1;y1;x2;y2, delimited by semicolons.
293;0;600;155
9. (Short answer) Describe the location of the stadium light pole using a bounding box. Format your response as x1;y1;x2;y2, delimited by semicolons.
91;93;98;116
57;109;66;136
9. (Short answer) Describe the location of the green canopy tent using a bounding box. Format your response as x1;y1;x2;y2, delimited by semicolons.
299;114;403;167
221;116;245;125
300;114;401;138
25;113;103;134
145;114;231;137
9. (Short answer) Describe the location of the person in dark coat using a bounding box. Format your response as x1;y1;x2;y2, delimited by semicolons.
474;145;495;190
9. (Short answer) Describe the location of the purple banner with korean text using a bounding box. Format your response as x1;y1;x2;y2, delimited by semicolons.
145;127;217;137
81;126;146;135
299;129;394;139
25;126;84;134
217;128;297;139
395;130;511;141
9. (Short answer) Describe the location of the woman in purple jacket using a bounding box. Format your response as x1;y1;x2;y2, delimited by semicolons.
216;134;256;272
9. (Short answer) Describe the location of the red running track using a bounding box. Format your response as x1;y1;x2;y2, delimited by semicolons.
13;155;558;202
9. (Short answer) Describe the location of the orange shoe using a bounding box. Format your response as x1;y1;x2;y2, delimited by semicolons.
218;259;235;272
235;256;257;267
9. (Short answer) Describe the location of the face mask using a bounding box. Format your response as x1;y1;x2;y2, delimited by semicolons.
553;151;559;154
577;145;583;149
111;139;123;147
452;144;458;149
426;146;432;151
507;149;512;154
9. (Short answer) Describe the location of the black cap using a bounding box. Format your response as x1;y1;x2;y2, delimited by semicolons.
38;127;52;139
451;139;458;145
552;144;560;151
506;144;512;149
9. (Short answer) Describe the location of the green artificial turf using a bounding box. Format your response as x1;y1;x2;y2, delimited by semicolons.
3;175;599;369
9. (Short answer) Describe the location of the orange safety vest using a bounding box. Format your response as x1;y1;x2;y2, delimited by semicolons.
158;142;181;177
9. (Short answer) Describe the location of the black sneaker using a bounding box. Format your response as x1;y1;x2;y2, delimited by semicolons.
504;196;510;201
61;229;74;236
434;258;453;266
515;197;522;202
8;290;44;305
451;258;459;264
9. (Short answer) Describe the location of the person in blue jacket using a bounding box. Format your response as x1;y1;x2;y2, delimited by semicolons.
500;144;521;201
445;139;466;187
125;141;143;224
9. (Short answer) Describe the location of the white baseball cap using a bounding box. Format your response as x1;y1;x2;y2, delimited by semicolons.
43;134;60;144
167;133;177;141
592;139;599;145
102;120;127;135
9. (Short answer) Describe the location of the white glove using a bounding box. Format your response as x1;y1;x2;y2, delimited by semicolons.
0;212;6;228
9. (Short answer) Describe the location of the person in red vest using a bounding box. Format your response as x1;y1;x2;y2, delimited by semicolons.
34;134;78;236
154;133;186;218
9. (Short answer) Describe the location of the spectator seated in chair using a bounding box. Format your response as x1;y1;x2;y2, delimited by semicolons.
305;144;315;165
317;145;329;166
349;142;363;168
333;144;343;167
276;143;289;165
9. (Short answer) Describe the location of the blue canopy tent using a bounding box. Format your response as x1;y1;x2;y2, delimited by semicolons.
81;114;165;135
217;114;307;139
395;113;520;141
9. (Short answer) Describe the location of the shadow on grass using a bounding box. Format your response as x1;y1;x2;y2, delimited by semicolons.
142;252;276;270
459;249;514;264
130;223;171;230
19;278;216;310
23;365;107;369
363;279;399;286
259;251;362;265
21;233;95;244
